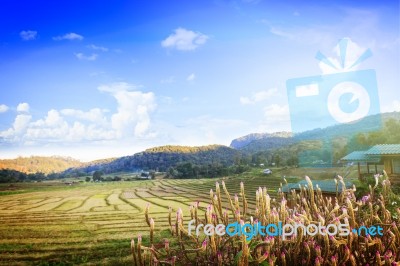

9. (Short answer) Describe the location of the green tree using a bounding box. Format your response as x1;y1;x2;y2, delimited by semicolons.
274;154;281;167
85;176;91;182
92;171;103;181
286;155;299;166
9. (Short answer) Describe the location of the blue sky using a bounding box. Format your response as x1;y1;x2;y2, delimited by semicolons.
0;0;399;161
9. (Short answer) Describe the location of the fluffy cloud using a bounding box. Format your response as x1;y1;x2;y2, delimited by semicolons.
0;114;32;139
99;83;156;137
0;104;9;113
0;83;157;144
161;28;208;51
13;114;32;133
240;88;278;105
17;103;29;112
26;110;69;140
75;53;98;61
61;108;108;125
53;32;84;41
187;73;196;81
20;30;37;41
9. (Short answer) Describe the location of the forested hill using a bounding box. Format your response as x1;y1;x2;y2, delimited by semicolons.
65;145;240;175
230;132;292;149
0;156;82;174
144;145;229;153
233;112;400;153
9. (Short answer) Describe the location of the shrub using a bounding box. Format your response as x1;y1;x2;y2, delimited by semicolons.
132;172;400;265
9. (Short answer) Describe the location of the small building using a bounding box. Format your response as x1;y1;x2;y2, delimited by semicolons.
282;179;353;208
263;169;272;175
341;144;400;183
340;150;381;181
139;171;151;180
366;144;400;182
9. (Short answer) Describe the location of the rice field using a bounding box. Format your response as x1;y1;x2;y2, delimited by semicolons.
0;167;354;265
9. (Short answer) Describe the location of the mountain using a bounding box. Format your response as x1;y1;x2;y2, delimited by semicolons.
64;144;240;175
229;112;400;166
0;156;82;174
230;132;292;149
2;112;399;178
232;112;400;154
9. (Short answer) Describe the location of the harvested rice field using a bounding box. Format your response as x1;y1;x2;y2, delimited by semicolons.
0;172;283;265
0;167;353;265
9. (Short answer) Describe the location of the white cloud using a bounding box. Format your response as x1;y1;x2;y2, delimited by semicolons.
75;53;98;61
87;44;108;52
0;83;157;144
103;84;156;138
98;82;157;137
240;88;278;105
26;110;70;140
161;28;209;51
0;104;9;113
17;103;30;112
13;114;32;133
0;114;32;139
20;30;37;41
45;109;64;126
187;73;196;81
61;108;108;124
259;104;291;132
53;32;84;41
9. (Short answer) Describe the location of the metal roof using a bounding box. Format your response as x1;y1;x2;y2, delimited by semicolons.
282;179;353;194
340;150;381;163
341;151;368;162
365;144;400;155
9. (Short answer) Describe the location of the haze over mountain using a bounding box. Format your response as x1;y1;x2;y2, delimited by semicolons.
230;132;293;149
232;112;400;154
1;112;399;176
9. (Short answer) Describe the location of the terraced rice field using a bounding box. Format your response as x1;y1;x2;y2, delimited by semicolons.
0;173;288;265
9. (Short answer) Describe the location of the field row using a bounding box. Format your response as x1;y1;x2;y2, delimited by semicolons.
0;175;283;265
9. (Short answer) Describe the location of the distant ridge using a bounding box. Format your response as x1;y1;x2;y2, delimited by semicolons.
64;144;239;174
232;112;400;153
2;112;399;175
230;132;292;149
144;144;227;153
0;156;82;174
